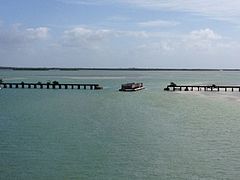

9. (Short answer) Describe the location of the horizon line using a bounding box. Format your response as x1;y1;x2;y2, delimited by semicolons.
1;66;240;71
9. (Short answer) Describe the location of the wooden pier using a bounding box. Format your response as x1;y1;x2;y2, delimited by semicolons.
164;82;240;92
0;82;103;90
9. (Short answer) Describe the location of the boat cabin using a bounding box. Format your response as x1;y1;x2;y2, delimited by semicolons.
119;82;144;91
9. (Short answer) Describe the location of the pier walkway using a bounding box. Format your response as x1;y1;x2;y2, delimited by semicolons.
0;82;103;90
164;83;240;92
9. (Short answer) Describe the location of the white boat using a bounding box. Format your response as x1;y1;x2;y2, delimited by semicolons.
119;82;144;91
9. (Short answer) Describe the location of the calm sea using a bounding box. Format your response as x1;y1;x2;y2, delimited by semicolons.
1;70;240;180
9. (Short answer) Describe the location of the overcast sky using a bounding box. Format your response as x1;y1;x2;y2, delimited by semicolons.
1;0;240;68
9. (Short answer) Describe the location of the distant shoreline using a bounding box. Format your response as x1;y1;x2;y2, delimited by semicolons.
1;66;240;71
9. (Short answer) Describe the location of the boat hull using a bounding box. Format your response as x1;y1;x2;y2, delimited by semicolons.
119;87;145;91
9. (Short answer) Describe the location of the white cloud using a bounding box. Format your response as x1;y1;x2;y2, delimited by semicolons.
122;0;240;23
138;20;179;28
61;27;152;48
115;30;149;38
2;22;240;68
61;27;231;53
59;0;240;23
128;28;240;68
60;26;240;67
107;16;131;22
135;28;238;54
62;27;112;48
64;27;111;40
0;25;49;48
137;41;175;52
26;27;49;40
183;28;224;51
189;29;222;40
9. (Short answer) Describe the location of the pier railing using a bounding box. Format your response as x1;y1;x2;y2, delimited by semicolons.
0;83;103;90
164;83;240;92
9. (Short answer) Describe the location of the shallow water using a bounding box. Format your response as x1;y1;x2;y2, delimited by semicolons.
1;70;240;179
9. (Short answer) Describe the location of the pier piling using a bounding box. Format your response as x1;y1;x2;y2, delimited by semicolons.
164;83;240;93
0;82;103;91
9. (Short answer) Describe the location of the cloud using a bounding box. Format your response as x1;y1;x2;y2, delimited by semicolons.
124;0;240;23
1;21;239;68
183;28;224;51
26;27;49;40
114;30;149;38
107;16;131;22
0;25;49;49
60;26;240;67
58;0;240;24
135;28;237;54
61;27;229;53
129;28;240;68
61;27;152;48
189;28;222;40
138;20;179;28
62;27;112;48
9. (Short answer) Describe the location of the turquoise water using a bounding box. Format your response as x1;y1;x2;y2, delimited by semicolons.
1;70;240;179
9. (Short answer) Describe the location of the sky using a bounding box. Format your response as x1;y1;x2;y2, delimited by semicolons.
1;0;240;68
